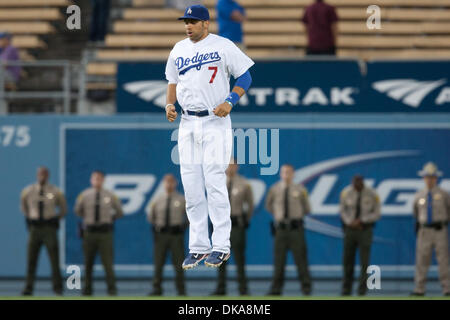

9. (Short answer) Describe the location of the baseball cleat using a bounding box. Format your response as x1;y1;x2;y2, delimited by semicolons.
204;251;230;268
182;253;209;270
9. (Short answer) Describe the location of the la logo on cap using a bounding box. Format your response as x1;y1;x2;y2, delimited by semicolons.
187;7;192;14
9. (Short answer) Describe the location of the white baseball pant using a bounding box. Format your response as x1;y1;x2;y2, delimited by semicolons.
178;113;233;254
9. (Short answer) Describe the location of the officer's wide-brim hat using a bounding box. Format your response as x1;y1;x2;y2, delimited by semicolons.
178;4;210;21
418;161;443;177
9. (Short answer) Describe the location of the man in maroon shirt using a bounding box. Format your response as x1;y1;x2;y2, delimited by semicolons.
302;0;338;55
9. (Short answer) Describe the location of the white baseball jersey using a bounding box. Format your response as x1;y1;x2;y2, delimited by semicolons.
165;33;254;112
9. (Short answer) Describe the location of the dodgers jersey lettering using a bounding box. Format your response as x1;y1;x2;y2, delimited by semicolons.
165;33;254;112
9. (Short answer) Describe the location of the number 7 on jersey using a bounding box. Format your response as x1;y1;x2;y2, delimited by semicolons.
208;66;218;83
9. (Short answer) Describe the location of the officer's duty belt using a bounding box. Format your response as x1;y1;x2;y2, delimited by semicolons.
231;216;248;228
86;224;113;233
153;225;184;234
421;221;448;231
182;109;209;117
275;219;304;230
28;217;59;228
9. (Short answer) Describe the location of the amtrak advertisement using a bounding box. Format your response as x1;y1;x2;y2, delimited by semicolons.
116;60;450;113
365;61;450;112
1;115;450;277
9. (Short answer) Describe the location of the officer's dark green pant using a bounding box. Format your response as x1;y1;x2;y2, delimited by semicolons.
342;226;373;295
83;231;116;295
270;226;312;294
24;225;62;293
153;232;185;295
215;226;248;294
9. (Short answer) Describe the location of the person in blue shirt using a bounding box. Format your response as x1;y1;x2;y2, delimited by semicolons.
216;0;246;49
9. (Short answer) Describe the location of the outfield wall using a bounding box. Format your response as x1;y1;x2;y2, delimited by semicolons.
0;113;449;279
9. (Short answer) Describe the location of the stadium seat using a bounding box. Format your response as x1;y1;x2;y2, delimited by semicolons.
11;35;47;49
0;0;70;6
0;9;62;21
0;22;56;34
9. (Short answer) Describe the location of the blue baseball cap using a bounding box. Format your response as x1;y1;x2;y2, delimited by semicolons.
178;5;210;21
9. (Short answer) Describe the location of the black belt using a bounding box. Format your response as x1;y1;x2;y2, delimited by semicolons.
421;221;448;231
182;109;209;117
27;217;59;228
275;219;304;230
153;225;184;234
231;216;249;228
86;224;113;233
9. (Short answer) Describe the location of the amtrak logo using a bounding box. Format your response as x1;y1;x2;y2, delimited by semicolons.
123;80;167;108
372;78;446;108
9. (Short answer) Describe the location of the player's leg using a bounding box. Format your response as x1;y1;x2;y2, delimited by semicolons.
232;226;248;295
202;116;232;257
434;228;449;294
290;228;312;295
98;231;117;295
413;228;433;294
357;227;373;296
178;118;211;258
170;233;186;296
23;226;43;295
268;229;288;295
342;228;358;295
82;231;98;295
152;232;169;295
42;226;63;294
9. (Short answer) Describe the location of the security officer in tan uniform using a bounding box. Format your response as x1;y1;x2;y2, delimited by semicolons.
74;170;123;296
146;174;187;296
265;164;312;296
20;167;67;296
340;174;381;296
411;162;450;296
211;160;254;296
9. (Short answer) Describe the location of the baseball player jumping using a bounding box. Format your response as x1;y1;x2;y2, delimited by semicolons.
165;4;254;269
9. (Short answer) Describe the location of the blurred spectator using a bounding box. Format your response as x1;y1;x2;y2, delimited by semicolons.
89;0;111;45
301;0;338;55
265;164;312;296
20;167;67;296
211;160;254;296
0;32;21;87
146;174;187;296
340;175;381;296
216;0;246;50
74;170;124;296
411;162;450;296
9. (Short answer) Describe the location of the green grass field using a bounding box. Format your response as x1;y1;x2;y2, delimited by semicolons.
1;296;449;300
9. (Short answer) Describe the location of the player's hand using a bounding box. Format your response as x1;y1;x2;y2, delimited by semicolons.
213;102;232;117
166;105;178;122
350;219;363;230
